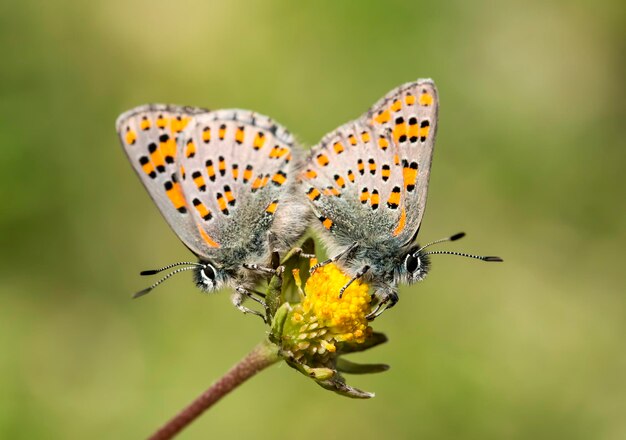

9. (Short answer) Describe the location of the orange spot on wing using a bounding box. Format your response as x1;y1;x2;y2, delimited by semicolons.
392;120;407;143
243;165;253;183
206;161;216;180
251;175;266;191
408;120;418;140
125;130;137;145
161;137;177;160
224;187;235;205
140;118;151;131
381;166;391;180
323;187;340;196
316;154;329;166
192;199;212;220
269;145;288;159
192;171;206;190
141;159;155;177
419;92;433;106
171;116;190;133
150;147;165;170
370;190;380;208
360;188;369;203
403;161;418;191
387;189;401;207
374;110;391;124
265;200;278;215
165;181;186;211
333;142;345;154
216;194;228;213
198;224;220;248
272;171;287;186
253;132;265;150
251;176;261;189
368;159;377;174
418;124;430;139
202;127;211;143
393;207;407;236
307;188;321;201
185;141;196;158
235;126;245;144
156;115;168;129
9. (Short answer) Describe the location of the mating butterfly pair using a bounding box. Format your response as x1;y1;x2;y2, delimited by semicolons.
116;79;501;321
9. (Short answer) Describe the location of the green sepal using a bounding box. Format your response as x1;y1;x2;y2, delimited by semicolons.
284;357;335;380
340;331;388;354
335;358;390;375
265;265;285;320
268;302;290;344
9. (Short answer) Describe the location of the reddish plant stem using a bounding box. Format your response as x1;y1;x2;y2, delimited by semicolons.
147;341;280;440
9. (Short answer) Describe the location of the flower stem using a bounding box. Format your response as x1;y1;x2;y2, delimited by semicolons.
147;341;280;440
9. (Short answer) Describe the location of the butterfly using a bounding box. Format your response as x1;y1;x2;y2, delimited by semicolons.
116;105;309;320
301;79;502;319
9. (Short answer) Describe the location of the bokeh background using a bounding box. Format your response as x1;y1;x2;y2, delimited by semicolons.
1;0;625;438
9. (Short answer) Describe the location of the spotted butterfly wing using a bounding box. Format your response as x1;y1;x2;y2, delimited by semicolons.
118;105;308;317
116;104;214;256
177;109;302;255
302;79;438;249
362;79;438;243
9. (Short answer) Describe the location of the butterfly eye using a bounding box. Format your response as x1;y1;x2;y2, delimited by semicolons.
201;264;217;282
405;254;420;273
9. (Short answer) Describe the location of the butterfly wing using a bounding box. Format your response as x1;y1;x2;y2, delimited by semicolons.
361;79;439;243
116;104;217;257
302;79;438;248
177;109;300;259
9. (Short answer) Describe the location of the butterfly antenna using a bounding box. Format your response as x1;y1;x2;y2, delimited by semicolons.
417;232;466;252
423;250;503;262
133;266;198;299
140;262;203;276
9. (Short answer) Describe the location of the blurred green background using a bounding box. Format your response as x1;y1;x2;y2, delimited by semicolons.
1;0;625;438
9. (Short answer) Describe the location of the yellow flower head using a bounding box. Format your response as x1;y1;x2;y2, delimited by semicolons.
280;260;372;363
266;243;389;398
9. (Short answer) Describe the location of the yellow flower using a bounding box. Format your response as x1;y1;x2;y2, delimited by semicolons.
266;240;389;398
279;260;372;363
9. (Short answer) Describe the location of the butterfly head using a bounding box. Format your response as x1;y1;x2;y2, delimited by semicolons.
193;261;227;292
396;246;431;284
392;232;503;286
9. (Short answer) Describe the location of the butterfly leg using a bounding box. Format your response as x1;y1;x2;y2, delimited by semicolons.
233;286;268;323
338;265;370;298
243;263;277;275
248;289;266;298
310;242;360;273
365;290;399;320
282;247;316;262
